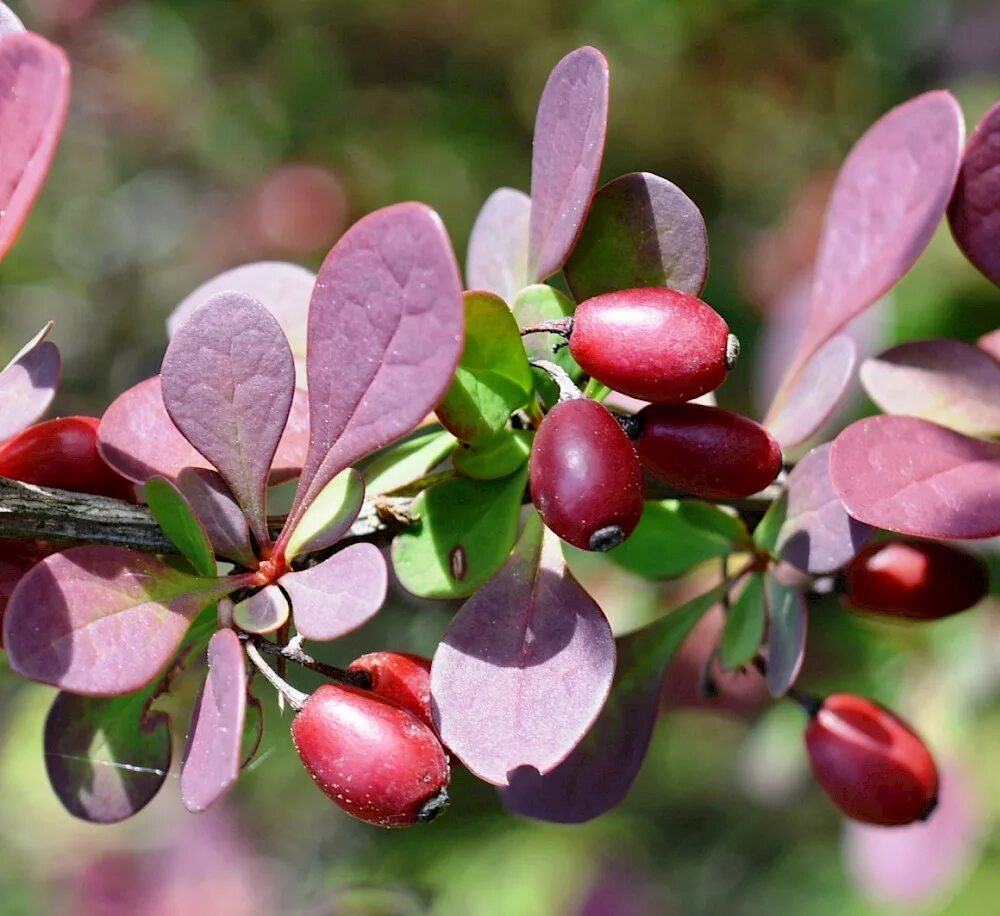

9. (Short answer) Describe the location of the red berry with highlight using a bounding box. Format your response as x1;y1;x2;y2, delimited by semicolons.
530;398;645;551
348;652;434;731
569;288;734;402
805;693;939;826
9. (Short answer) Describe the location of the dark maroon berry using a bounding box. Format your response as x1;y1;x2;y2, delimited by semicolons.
635;403;782;499
569;288;734;402
530;398;645;551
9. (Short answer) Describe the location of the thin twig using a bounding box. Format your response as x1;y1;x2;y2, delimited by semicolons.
245;635;372;689
529;358;582;402
244;640;308;710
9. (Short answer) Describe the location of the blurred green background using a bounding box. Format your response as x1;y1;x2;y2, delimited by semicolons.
0;0;998;913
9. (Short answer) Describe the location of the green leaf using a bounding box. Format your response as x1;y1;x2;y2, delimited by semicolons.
453;428;533;480
753;490;789;555
436;291;533;444
284;468;364;560
391;465;528;599
358;426;457;496
720;572;766;671
145;475;216;577
676;501;749;544
607;500;742;580
512;285;581;378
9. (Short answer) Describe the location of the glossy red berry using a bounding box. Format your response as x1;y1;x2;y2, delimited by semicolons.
569;288;734;402
0;416;135;501
635;403;782;499
291;683;449;828
805;693;939;826
529;398;645;551
845;540;988;621
347;652;434;731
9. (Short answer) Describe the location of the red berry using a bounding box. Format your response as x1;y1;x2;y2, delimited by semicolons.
0;416;135;501
805;693;939;826
290;683;449;828
569;288;734;403
845;540;988;621
347;652;434;731
635;403;782;499
529;398;645;551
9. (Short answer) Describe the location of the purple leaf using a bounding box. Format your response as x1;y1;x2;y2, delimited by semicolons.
764;574;807;697
281;543;387;641
431;514;615;786
280;203;464;545
501;581;722;822
949;100;1000;286
232;585;289;635
167;261;315;385
791;92;964;376
161;292;295;548
777;444;874;575
0;322;61;442
176;468;255;567
0;4;24;35
181;629;247;813
765;335;857;448
564;171;709;301
466;188;531;302
3;547;240;695
528;46;609;281
830;415;1000;539
860;339;1000;438
979;329;1000;362
0;32;70;264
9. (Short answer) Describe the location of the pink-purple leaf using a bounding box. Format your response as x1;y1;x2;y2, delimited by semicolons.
466;188;531;302
790;92;964;376
0;32;70;264
978;329;1000;362
948;100;1000;287
161;292;295;549
431;513;615;786
181;629;247;813
764;575;807;697
0;322;60;442
765;335;856;448
528;46;609;281
282;203;464;542
232;585;289;635
830;415;1000;539
501;581;722;822
0;4;24;35
281;543;387;642
777;444;874;575
176;468;254;567
860;339;1000;438
3;547;239;695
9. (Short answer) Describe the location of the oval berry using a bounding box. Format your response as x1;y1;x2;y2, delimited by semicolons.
290;683;449;828
845;540;988;621
0;416;135;501
529;398;645;551
635;403;782;500
347;652;434;731
569;288;734;403
805;693;939;826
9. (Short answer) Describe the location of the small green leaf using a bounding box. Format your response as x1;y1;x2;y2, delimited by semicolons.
358;426;457;496
453;429;533;480
720;572;766;671
391;465;528;599
513;285;581;374
146;475;216;577
754;490;789;555
284;468;364;561
436;291;534;444
582;378;613;401
676;501;749;545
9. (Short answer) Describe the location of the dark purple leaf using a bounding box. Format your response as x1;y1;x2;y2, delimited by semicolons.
765;335;856;448
528;46;609;281
281;203;464;544
564;171;709;301
979;329;1000;361
764;575;807;697
3;547;241;695
232;585;289;635
0;32;70;263
161;291;296;548
949;100;1000;286
44;684;171;824
777;444;874;575
0;323;60;442
176;468;255;567
791;92;963;375
181;629;247;813
431;513;615;786
281;543;387;641
0;4;24;34
830;416;1000;539
860;339;1000;437
466;187;531;302
502;581;723;822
